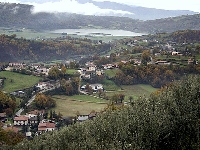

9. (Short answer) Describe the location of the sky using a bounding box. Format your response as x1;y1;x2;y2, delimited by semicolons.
2;0;200;15
94;0;200;12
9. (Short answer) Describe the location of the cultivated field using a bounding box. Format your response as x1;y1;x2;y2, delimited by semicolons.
52;95;108;117
0;71;42;92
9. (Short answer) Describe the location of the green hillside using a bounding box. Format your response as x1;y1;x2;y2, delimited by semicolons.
0;71;42;93
7;75;200;150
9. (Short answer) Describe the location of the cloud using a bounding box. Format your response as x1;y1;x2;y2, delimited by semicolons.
93;0;200;12
1;0;21;3
23;0;133;16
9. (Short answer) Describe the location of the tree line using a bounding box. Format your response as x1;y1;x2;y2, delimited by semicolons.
114;60;200;88
0;34;111;62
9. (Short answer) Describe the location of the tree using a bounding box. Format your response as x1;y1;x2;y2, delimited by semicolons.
0;91;16;116
129;96;133;103
48;67;61;80
65;84;73;96
141;50;151;66
35;93;56;109
61;65;67;75
71;77;80;95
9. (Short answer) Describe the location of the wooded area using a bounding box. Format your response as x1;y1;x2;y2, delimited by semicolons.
4;75;199;150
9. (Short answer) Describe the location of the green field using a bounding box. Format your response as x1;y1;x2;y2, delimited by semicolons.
0;71;42;92
102;79;121;91
67;69;78;75
51;83;158;116
104;68;120;78
52;95;108;116
105;84;159;101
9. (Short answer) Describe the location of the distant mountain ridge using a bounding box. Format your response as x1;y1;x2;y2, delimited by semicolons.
18;0;197;20
0;3;200;34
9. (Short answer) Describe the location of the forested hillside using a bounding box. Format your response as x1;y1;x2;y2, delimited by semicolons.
0;3;200;33
3;75;199;150
1;30;200;62
0;34;111;62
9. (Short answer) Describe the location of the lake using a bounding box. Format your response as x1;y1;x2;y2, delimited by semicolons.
49;29;145;37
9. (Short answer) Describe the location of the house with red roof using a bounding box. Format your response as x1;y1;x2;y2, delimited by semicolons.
38;122;56;132
14;116;29;126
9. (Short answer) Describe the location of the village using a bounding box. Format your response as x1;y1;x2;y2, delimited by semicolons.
0;37;199;140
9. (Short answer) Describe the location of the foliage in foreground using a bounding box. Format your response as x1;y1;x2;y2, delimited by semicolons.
6;75;200;150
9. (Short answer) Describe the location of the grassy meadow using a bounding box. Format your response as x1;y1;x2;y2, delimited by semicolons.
0;71;42;93
52;84;158;116
104;84;159;101
52;95;108;116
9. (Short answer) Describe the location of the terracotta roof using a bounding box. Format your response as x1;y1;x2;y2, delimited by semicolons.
38;127;47;131
0;112;6;118
89;112;97;118
14;116;28;121
28;110;45;115
38;122;55;128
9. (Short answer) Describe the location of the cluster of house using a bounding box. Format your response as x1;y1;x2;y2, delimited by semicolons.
7;62;59;76
14;110;56;135
78;61;119;80
35;80;60;91
0;109;99;138
78;62;103;79
8;80;60;99
0;110;56;137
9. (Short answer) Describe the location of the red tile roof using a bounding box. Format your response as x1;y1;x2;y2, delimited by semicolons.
38;122;55;128
14;116;28;121
28;110;45;115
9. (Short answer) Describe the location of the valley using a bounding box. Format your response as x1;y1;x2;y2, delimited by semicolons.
0;1;200;149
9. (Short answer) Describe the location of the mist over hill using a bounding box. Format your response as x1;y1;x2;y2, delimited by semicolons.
17;0;197;20
0;2;200;34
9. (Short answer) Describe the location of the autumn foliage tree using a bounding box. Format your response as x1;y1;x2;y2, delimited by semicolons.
0;127;25;147
34;93;56;109
0;91;16;116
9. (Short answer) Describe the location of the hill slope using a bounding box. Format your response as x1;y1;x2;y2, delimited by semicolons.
0;3;200;34
7;75;200;150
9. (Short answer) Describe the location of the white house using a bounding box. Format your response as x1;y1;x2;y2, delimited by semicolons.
38;122;56;132
90;84;104;92
77;115;89;122
36;82;48;90
14;116;29;126
172;51;182;56
80;84;104;92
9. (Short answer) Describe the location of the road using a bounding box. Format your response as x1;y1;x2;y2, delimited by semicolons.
15;95;36;116
15;87;56;116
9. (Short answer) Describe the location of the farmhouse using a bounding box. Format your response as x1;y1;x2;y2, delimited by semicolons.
29;115;43;126
14;116;29;126
77;115;89;122
172;51;182;56
0;112;6;121
9;62;25;68
81;84;104;92
38;122;56;132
